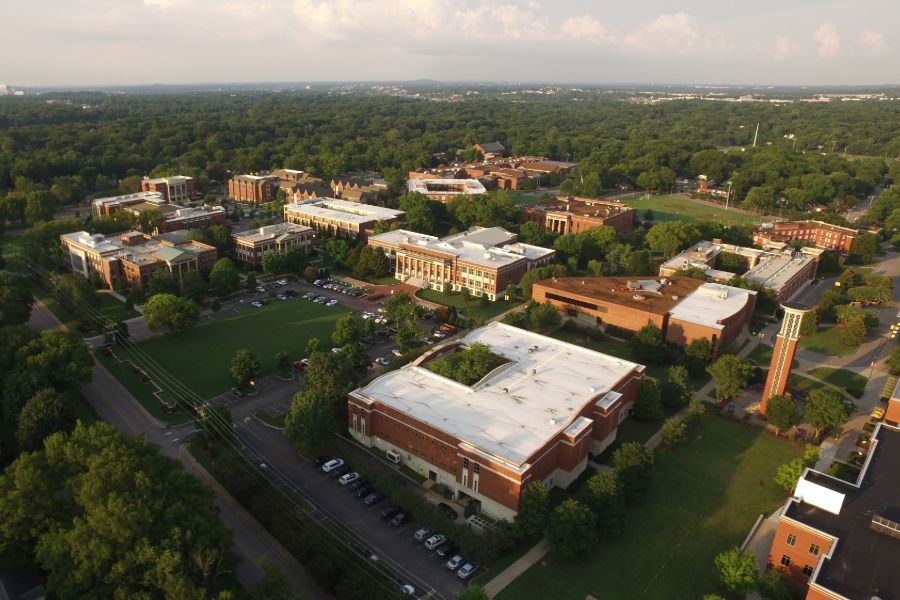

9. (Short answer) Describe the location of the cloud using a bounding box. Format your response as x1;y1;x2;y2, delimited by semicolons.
453;3;550;41
143;0;190;8
859;29;884;54
292;0;443;41
773;35;800;61
814;23;840;57
559;15;611;44
623;12;731;55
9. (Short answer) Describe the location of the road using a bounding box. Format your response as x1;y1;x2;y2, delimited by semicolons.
26;301;328;600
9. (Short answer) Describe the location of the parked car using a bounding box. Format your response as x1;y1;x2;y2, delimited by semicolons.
437;502;458;520
424;534;446;550
379;505;400;520
276;293;288;300
256;286;266;293
276;279;288;286
321;458;344;473
338;472;359;485
458;562;478;579
413;527;431;542
400;584;415;595
390;512;411;527
436;543;455;558
284;289;298;297
353;485;373;499
313;456;332;468
363;491;385;506
326;299;339;307
293;359;307;370
347;479;368;492
250;301;264;308
392;349;403;357
375;356;391;366
329;464;350;479
446;554;465;570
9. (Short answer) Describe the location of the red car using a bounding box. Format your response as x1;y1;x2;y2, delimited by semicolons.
293;358;309;371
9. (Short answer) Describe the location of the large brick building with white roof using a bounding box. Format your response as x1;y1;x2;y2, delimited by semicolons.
348;322;645;520
283;198;405;240
368;226;556;301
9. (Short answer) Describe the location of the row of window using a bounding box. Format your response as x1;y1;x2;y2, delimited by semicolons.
545;292;606;312
785;534;820;556
779;554;814;577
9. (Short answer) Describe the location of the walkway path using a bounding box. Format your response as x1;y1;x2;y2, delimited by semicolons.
482;539;549;598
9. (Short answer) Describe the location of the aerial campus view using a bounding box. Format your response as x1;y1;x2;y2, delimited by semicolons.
1;2;900;600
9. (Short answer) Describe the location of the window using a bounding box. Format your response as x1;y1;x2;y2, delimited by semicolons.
473;463;480;474
780;555;791;567
809;544;820;556
462;457;469;469
802;565;814;577
786;534;797;546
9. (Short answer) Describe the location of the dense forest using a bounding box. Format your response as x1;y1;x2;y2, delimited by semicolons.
1;91;899;217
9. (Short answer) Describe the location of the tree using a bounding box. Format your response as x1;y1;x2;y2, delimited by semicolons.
759;568;796;600
774;458;806;493
229;349;261;388
586;259;603;276
545;499;597;562
630;323;664;364
707;354;752;402
325;239;351;267
849;233;878;264
15;388;75;452
765;394;801;435
518;221;548;246
683;337;713;377
332;314;362;347
284;388;335;456
839;316;866;347
800;308;818;335
147;268;179;297
0;423;234;598
633;378;663;421
143;294;200;334
612;442;654;503
303;265;319;282
0;272;34;327
527;302;561;332
887;346;900;374
245;271;257;290
579;472;626;536
275;351;291;374
646;221;701;257
662;365;693;408
24;190;57;224
660;416;687;448
515;480;550;540
209;258;240;297
713;547;758;594
181;270;208;303
137;208;165;234
805;387;849;436
251;557;295;600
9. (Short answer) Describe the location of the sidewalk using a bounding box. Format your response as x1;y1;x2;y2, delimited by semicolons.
483;539;549;598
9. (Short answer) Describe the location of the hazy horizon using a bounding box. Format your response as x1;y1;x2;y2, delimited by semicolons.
2;0;898;88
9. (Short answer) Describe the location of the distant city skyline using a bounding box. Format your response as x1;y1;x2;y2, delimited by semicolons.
1;0;897;87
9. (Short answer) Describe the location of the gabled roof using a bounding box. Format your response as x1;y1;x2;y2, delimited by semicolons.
476;141;505;153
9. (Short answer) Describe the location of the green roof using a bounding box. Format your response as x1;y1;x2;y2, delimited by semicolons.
154;246;186;262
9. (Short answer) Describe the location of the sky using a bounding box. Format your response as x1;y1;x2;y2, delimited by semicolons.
1;0;897;87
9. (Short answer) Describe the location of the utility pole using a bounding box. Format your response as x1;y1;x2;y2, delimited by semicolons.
752;122;760;148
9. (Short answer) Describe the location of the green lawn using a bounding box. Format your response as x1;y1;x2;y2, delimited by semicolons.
746;343;799;369
94;350;190;425
416;288;523;321
621;194;764;226
799;327;858;358
95;292;138;322
507;190;548;205
136;299;350;398
496;416;802;600
808;367;868;398
595;406;681;465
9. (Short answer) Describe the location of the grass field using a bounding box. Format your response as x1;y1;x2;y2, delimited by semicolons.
507;190;549;205
622;194;764;226
799;327;858;357
496;415;801;600
95;292;138;322
746;343;799;369
808;367;868;398
136;299;350;398
94;351;189;425
416;288;523;321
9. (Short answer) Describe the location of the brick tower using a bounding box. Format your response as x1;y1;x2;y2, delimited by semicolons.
760;302;811;415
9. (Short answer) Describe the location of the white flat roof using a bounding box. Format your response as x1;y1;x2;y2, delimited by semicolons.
369;229;437;246
441;226;515;247
745;255;815;290
408;178;487;195
351;321;642;468
668;283;755;330
233;222;312;243
92;191;165;208
285;198;404;224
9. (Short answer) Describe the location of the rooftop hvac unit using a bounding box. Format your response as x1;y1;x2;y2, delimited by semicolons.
633;294;645;301
627;280;641;291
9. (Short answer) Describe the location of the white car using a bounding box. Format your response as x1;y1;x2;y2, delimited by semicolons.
276;279;287;286
457;562;478;579
250;301;264;308
331;347;342;354
255;286;266;293
392;349;403;357
446;554;465;570
321;458;344;473
424;534;446;550
375;356;391;366
326;299;339;307
400;584;415;595
338;471;359;485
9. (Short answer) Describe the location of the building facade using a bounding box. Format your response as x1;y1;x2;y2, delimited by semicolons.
766;423;900;598
228;174;279;204
753;220;860;253
348;322;645;520
533;276;756;358
140;175;195;204
284;198;405;240
407;178;488;203
474;141;507;159
522;196;636;235
60;230;217;291
368;227;556;301
761;302;810;413
91;192;227;233
231;222;314;266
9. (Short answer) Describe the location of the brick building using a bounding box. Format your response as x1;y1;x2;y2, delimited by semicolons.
231;222;314;266
348;322;645;520
60;230;217;291
761;302;810;414
93;191;167;217
659;240;821;302
368;226;555;301
283;198;405;240
533;276;755;358
228;174;279;204
91;192;227;234
753;220;860;253
407;178;488;203
473;141;507;159
522;196;636;235
766;423;900;598
140;175;195;204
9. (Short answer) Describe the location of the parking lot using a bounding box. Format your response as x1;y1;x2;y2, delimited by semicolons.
226;391;475;600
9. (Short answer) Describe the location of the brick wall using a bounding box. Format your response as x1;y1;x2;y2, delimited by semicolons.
769;517;834;585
